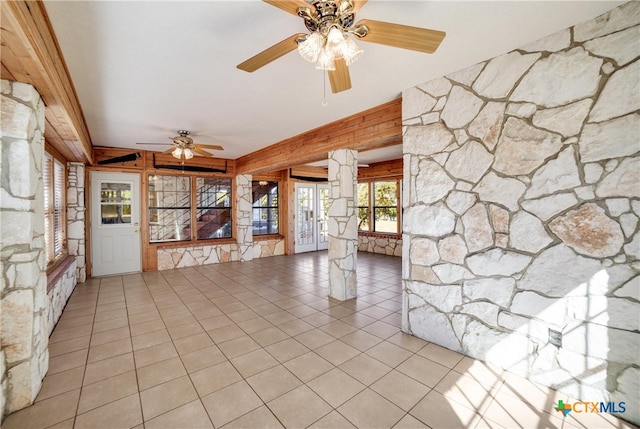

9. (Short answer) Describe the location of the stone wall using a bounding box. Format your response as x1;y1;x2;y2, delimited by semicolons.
0;80;49;420
45;260;77;336
358;234;402;257
67;163;86;282
236;174;253;262
402;2;639;424
253;238;285;259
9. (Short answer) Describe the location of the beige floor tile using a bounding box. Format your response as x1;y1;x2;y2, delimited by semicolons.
264;310;298;325
137;356;187;391
2;389;80;429
218;334;262;359
497;372;566;413
180;344;227;373
393;414;432;429
236;316;274;334
340;312;378;328
75;393;142;429
222;406;284;429
129;319;166;337
173;332;214;354
417;342;465;368
361;320;400;339
453;357;506;388
48;349;88;375
49;324;93;344
284;351;335;383
264;338;310;363
77;371;138;414
250;326;290;347
87;337;132;363
302;312;337;327
207;323;245;343
318;319;359;339
36;366;85;402
308;410;357;428
277;318;315;336
340;353;392;386
371;370;430;412
308;368;366;408
90;326;130;347
92;316;129;334
201;380;264;427
434;371;497;414
410;390;482;429
131;329;172;351
48;335;90;358
294;328;336;350
246;365;303;402
134;341;178;368
231;348;280;378
140;375;198;421
46;418;76;429
337;388;405;429
219;301;249;314
166;321;205;340
386;332;429;353
190;360;243;397
128;310;162;325
267;385;333;429
94;307;127;323
82;352;135;386
340;329;384;352
54;314;94;330
482;389;575;429
366;341;413;368
287;304;319;318
314;339;361;366
396;355;449;388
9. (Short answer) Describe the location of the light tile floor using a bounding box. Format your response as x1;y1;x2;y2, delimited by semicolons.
4;252;637;429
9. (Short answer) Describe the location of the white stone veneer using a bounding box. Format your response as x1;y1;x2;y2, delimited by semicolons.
402;2;639;425
0;80;49;420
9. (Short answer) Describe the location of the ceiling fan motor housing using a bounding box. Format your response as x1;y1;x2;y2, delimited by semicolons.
300;1;355;35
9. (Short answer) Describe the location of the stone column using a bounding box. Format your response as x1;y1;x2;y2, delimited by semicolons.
328;149;358;301
236;174;253;262
67;162;86;282
0;80;49;418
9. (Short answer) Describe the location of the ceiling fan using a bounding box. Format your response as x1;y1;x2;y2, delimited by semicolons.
237;0;446;93
137;130;224;160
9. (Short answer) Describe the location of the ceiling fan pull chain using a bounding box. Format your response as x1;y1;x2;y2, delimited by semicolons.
322;71;328;107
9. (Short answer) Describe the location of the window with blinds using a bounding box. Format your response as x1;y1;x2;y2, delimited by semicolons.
44;152;66;265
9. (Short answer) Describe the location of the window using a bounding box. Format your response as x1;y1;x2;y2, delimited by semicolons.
196;177;232;240
357;179;401;234
44;152;66;265
148;174;232;243
252;180;279;235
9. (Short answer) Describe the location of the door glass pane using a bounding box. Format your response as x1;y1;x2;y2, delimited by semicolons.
196;177;232;240
357;183;369;231
101;182;132;224
318;187;329;244
297;187;314;246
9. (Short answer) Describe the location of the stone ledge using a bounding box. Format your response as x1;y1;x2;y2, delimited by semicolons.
155;238;236;250
253;234;283;242
46;254;75;292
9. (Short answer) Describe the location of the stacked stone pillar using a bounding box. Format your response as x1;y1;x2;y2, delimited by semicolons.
328;149;358;301
236;174;253;262
67;162;86;282
0;80;49;419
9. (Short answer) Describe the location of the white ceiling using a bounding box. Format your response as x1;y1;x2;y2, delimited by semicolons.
43;1;622;166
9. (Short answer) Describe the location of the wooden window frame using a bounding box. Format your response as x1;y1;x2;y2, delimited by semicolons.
357;178;402;236
252;180;280;236
44;151;68;269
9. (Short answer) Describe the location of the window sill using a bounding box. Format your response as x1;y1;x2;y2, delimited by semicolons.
253;234;283;242
358;231;402;239
153;238;237;250
47;254;75;292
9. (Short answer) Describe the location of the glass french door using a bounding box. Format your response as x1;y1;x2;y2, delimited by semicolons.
295;183;329;253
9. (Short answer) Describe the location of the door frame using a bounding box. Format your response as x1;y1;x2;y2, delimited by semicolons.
90;170;142;276
294;182;329;253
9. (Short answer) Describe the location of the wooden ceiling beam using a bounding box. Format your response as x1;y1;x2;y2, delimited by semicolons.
235;98;402;175
1;1;93;164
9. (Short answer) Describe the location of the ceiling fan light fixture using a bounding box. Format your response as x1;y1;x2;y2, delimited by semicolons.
172;147;184;159
183;148;194;160
315;46;336;70
340;36;363;65
298;32;323;63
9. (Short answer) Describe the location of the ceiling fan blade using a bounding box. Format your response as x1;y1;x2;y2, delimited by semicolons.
237;33;307;72
263;0;309;16
352;0;368;13
193;147;214;158
355;19;446;53
196;144;224;151
328;58;352;93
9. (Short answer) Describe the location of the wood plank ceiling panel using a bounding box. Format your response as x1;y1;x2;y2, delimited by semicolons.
1;1;93;164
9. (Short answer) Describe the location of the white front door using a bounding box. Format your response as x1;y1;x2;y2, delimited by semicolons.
295;183;329;253
91;171;142;276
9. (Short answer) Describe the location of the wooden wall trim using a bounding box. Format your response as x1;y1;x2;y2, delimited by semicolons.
235;98;402;175
1;1;93;164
